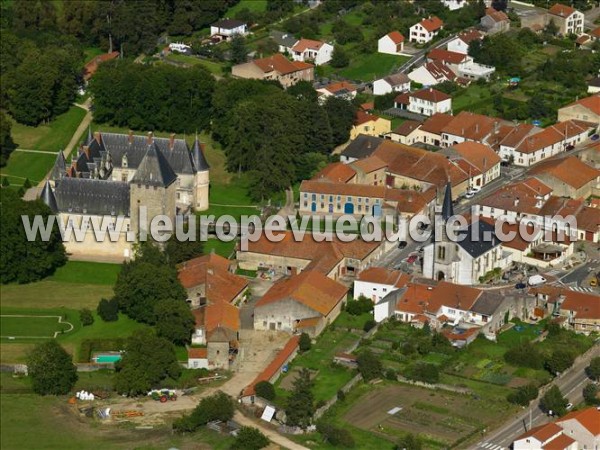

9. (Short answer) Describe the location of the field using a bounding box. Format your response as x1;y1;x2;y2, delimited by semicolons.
339;53;410;83
0;315;73;339
0;151;59;185
49;261;121;285
343;383;506;448
226;0;267;16
164;53;225;76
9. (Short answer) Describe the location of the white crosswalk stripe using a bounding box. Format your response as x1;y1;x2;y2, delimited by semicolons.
570;286;594;292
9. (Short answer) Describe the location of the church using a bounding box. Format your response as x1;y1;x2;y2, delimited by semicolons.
40;129;210;260
422;183;512;285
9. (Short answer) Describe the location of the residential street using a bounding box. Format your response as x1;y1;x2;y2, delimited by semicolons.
470;344;600;450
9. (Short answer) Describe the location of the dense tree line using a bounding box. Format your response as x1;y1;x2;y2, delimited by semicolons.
0;111;16;167
0;189;67;284
90;60;215;134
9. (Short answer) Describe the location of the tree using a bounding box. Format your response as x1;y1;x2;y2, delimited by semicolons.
79;308;94;326
396;433;423;450
286;368;315;429
345;296;373;316
491;0;508;11
504;342;544;370
357;350;383;381
173;391;235;432
287;81;318;103
583;383;599;405
231;426;270;450
1;177;9;188
0;111;16;167
507;383;539;406
299;332;312;352
317;421;355;447
544;19;559;37
114;329;181;395
230;34;249;64
27;340;77;395
255;381;276;401
540;385;568;416
545;349;575;375
97;298;119;322
153;299;195;345
164;233;204;265
586;357;600;381
408;362;439;384
323;97;356;146
1;189;67;284
330;45;349;68
363;319;376;332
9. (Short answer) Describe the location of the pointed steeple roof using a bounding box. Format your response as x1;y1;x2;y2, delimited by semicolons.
441;181;454;221
40;181;58;213
191;135;209;172
50;150;66;180
131;144;177;187
87;125;93;144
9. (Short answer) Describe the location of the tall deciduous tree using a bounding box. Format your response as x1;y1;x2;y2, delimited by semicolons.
114;329;181;395
27;341;77;395
231;427;270;450
153;299;195;345
0;111;16;167
286;368;315;429
540;385;568;416
230;34;249;64
323;97;356;146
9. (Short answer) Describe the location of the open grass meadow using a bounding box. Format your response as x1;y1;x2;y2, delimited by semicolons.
0;315;72;338
0;151;58;185
164;53;225;76
49;261;121;285
339;53;410;83
226;0;267;16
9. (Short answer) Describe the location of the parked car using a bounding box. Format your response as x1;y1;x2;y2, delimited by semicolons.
465;191;475;199
528;275;547;286
591;134;599;141
470;185;481;193
398;241;407;249
515;282;527;290
407;254;418;264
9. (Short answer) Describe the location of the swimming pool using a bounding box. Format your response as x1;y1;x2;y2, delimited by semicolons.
93;353;122;363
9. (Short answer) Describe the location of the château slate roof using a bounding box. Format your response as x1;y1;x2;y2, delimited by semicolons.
456;220;501;258
130;145;177;187
191;136;210;172
40;181;59;213
50;151;66;181
54;178;130;216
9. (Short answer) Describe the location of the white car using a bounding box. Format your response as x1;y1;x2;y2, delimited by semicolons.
465;191;475;199
528;275;547;286
470;185;481;193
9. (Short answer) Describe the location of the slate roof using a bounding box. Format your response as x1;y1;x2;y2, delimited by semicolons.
191;136;210;172
456;219;501;258
40;181;58;213
50;151;66;181
130;145;178;187
470;291;504;316
270;30;298;48
212;19;246;29
341;134;385;160
54;178;130;216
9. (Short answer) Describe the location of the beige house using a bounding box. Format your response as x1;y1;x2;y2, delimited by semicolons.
558;290;600;334
231;53;314;88
547;3;584;36
529;156;600;199
557;94;600;126
254;270;348;336
350;110;391;140
480;7;510;34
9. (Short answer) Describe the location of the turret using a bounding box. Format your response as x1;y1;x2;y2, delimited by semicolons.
191;134;210;211
40;181;59;213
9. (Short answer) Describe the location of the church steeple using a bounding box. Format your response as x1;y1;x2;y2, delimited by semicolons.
441;181;454;221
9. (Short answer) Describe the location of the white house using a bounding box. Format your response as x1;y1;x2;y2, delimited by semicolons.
353;267;410;303
317;81;357;103
427;48;495;81
373;72;411;96
555;408;600;449
547;3;585;36
409;16;444;44
394;88;452;117
187;348;209;370
290;38;333;65
447;29;484;54
408;61;455;86
210;19;248;41
442;0;467;10
378;31;405;55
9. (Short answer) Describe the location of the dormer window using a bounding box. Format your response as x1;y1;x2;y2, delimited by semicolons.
122;154;128;168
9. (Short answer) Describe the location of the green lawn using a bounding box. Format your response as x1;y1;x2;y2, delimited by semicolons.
340;53;410;82
165;53;225;76
0;315;71;338
49;261;121;285
0;151;58;185
203;238;237;258
452;84;494;113
226;0;267;16
10;105;87;152
83;46;104;63
334;311;372;330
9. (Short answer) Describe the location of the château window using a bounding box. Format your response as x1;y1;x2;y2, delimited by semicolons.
437;246;446;260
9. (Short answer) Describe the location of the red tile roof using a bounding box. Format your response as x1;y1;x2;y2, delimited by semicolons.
549;3;576;17
423;60;456;82
560;290;600;320
427;281;482;314
451;141;501;173
83;51;120;81
542;433;576;450
396;282;434;314
252;53;314;75
516;422;563;442
256;270;348;316
354;110;381;126
563;94;600;116
420;113;455;135
323;80;357;94
242;335;300;397
312;162;357;183
357;267;410;288
428;48;468;65
442;111;501;142
187;347;207;359
410;87;451;103
386;31;405;44
575;206;600;232
529;156;600;190
485;7;509;22
392;120;421;136
291;38;326;52
556;406;600;435
457;29;484;44
418;16;444;33
351;155;387;173
590;27;600;39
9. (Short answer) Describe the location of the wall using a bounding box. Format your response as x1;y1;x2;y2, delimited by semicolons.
254;298;321;333
207;341;229;369
354;280;397;302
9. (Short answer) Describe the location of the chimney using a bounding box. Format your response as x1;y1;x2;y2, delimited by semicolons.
93;131;101;145
169;133;176;150
514;197;520;207
429;87;433;92
147;131;153;145
128;130;134;145
475;123;479;133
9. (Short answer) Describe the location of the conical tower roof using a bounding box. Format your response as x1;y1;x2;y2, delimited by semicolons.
40;180;59;213
131;144;177;187
191;135;209;172
50;150;66;180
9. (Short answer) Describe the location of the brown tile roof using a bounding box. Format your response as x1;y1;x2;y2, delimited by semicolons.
576;34;591;45
357;267;410;288
498;123;539;149
522;177;554;196
83;51;120;81
295;317;321;329
442;326;480;341
383;72;410;87
427;281;482;314
478;179;552;214
457;29;484;44
451;141;501;173
178;254;248;305
323;80;357;94
257;270;348;316
428;48;468;65
423;61;456;82
549;3;576;17
542;433;576;450
563;94;600;115
205;301;240;333
301;179;386;198
243;335;300;396
244;231;381;275
442;111;500;142
386;31;405;44
575;206;600;232
396;282;434;314
410;87;451;103
515;127;564;154
292;38;326;52
529;156;600;190
360;101;375;111
485;7;509;22
312;162;357;183
394;92;410;106
187;347;207;359
557;407;600;435
591;27;600;39
354;110;381;126
252;53;314;75
418;16;444;32
392;120;421;136
560;290;600;320
351;155;387;173
420;113;455;135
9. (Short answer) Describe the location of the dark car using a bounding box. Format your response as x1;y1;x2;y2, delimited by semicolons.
515;282;527;290
566;144;575;151
591;134;599;141
407;254;418;264
398;241;407;249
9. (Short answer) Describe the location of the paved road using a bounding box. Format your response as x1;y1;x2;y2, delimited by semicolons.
470;344;600;450
397;34;457;74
